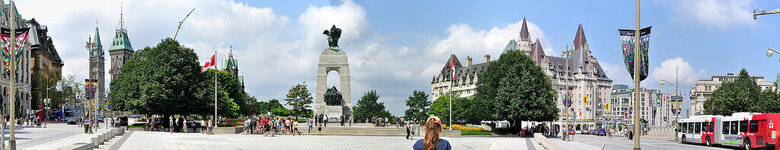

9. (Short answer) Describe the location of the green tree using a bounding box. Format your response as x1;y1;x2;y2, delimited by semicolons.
758;90;780;113
32;69;61;109
203;69;247;116
285;83;314;117
474;50;558;130
429;93;469;124
704;69;762;115
352;90;391;122
110;38;212;117
404;90;430;122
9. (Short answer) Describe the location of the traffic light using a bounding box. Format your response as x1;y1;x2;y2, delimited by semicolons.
584;96;588;104
605;102;609;109
664;116;667;121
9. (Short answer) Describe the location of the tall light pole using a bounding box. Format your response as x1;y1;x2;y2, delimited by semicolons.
767;48;780;63
633;0;642;149
8;0;18;149
660;65;680;141
562;44;573;141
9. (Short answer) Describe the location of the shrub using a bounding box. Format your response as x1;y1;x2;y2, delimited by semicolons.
461;130;491;135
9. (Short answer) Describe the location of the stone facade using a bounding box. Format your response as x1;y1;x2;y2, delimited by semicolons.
430;18;613;129
29;18;63;109
108;11;133;81
689;73;777;116
0;2;33;117
314;48;352;117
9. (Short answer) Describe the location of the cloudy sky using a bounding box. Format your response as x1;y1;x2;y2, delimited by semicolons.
13;0;780;116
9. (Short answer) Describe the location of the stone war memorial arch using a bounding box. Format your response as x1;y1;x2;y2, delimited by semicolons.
315;25;352;120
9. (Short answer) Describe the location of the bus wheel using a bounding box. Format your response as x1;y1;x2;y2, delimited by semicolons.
705;136;711;146
744;139;751;150
681;135;686;143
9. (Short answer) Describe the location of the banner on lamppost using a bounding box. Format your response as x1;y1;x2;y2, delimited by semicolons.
618;27;651;81
0;27;29;71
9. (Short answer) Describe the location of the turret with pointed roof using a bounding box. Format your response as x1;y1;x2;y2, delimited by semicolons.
109;4;134;80
91;26;104;58
573;24;587;50
516;17;533;52
223;46;245;93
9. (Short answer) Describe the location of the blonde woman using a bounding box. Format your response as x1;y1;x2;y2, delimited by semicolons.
412;116;451;150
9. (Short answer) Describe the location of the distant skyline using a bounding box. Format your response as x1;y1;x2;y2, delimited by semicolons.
13;0;780;116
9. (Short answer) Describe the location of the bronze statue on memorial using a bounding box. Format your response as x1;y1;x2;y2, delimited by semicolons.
324;86;343;106
323;25;342;51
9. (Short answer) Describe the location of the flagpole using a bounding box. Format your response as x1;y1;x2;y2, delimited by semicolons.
214;50;218;128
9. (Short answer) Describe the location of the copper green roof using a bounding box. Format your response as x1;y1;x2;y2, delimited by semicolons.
224;51;238;70
109;28;132;51
93;27;103;49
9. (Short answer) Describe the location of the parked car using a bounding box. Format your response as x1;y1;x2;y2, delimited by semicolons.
595;128;607;136
580;129;590;135
568;129;576;135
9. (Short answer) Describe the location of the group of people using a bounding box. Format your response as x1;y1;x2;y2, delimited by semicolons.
144;116;214;134
370;116;389;127
242;115;300;136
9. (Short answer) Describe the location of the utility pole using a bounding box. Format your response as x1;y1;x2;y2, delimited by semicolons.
173;8;195;40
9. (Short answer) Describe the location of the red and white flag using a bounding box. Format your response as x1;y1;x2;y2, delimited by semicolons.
201;53;215;73
449;57;456;81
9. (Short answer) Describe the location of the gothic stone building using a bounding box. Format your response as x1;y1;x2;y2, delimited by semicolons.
29;18;64;110
431;18;612;129
223;49;245;93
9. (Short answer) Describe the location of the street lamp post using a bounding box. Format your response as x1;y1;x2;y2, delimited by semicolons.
562;44;573;141
659;65;680;141
767;48;780;63
633;1;642;149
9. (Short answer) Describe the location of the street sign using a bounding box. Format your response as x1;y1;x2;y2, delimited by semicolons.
108;105;114;108
671;96;683;102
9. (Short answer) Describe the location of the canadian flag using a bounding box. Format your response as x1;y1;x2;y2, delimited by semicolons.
201;53;215;73
449;57;456;81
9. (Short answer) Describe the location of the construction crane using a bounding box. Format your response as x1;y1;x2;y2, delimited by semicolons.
174;8;195;40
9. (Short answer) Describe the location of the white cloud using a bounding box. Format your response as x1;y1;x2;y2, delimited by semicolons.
430;20;555;57
649;57;708;86
664;0;755;29
601;62;633;85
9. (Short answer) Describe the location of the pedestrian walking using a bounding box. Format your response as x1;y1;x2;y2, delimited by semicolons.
183;118;188;133
169;116;174;133
308;117;314;133
406;123;411;140
317;122;323;136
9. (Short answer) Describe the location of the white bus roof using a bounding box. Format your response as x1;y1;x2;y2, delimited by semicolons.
723;112;760;121
680;115;722;122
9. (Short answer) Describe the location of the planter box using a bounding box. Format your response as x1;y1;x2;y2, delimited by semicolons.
128;128;145;131
214;126;243;134
442;130;461;137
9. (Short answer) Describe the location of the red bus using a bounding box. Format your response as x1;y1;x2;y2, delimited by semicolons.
679;112;779;150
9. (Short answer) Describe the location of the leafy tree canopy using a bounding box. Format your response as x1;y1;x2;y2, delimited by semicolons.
404;90;430;122
474;50;558;125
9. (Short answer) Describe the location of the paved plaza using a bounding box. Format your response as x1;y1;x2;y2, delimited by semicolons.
115;131;527;150
0;123;86;149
